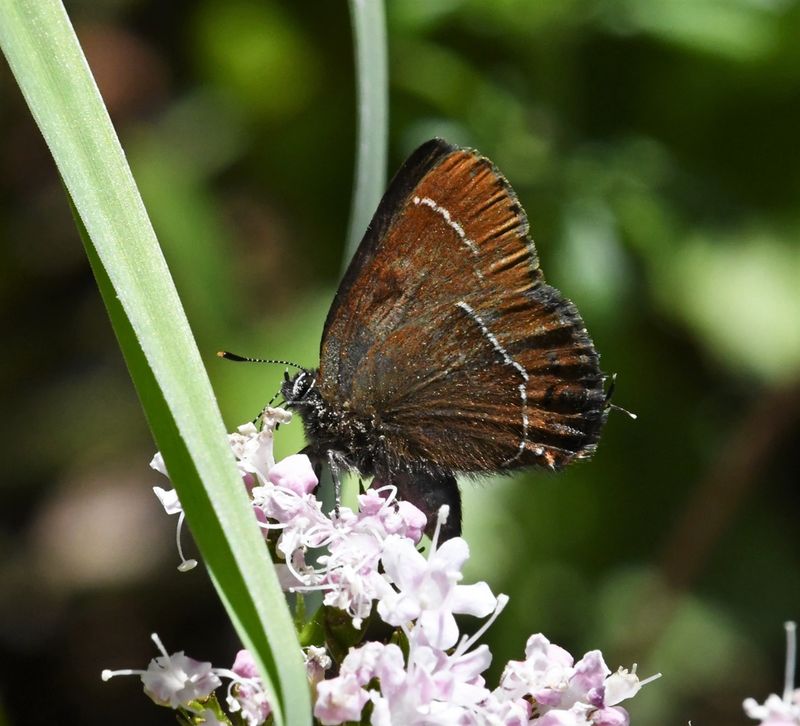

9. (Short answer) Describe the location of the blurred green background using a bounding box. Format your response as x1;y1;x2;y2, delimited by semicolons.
2;0;800;723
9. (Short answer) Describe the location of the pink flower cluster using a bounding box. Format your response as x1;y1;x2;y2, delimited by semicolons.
316;628;647;725
107;410;658;724
103;626;649;725
254;457;429;629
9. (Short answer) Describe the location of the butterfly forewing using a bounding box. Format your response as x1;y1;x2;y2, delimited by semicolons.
319;138;607;474
322;141;532;388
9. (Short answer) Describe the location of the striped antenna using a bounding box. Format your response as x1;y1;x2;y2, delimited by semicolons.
217;351;304;370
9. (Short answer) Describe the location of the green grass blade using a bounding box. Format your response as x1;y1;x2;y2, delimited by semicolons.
345;0;389;268
0;2;310;723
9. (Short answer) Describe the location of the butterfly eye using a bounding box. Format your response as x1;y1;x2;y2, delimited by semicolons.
291;372;308;400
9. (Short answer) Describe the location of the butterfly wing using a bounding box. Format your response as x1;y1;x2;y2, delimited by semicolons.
319;139;607;474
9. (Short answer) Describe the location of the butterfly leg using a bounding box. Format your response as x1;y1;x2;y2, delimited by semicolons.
298;447;339;517
327;450;343;520
391;470;462;541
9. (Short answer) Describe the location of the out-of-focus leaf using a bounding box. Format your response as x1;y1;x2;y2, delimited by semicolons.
662;231;800;381
609;0;782;61
193;0;318;120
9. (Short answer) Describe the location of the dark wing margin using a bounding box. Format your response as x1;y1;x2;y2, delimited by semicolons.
321;138;457;348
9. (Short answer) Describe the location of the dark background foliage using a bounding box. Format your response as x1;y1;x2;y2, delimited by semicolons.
1;0;799;723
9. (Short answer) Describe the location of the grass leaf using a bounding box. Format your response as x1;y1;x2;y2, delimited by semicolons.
0;2;310;723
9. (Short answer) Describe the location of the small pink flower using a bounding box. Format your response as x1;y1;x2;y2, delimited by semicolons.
102;634;220;709
603;667;643;707
340;640;391;685
152;485;181;514
480;693;531;724
494;634;657;724
314;673;370;725
497;633;574;706
228;680;271;726
566;649;611;708
268;454;318;495
536;702;593;725
150;486;197;572
592;705;630;726
150;452;168;477
304;646;331;690
254;485;332;559
378;534;496;650
231;649;258;679
353;487;426;544
393;499;427;542
224;650;271;725
140;651;220;708
365;637;491;724
229;409;291;481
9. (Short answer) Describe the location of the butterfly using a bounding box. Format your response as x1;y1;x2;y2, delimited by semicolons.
277;138;608;539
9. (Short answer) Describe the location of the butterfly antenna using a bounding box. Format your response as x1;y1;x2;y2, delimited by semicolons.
217;351;304;370
605;373;637;420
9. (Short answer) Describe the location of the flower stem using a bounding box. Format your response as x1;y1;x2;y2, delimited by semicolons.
344;0;388;269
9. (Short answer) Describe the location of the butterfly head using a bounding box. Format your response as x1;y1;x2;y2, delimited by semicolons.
281;368;321;409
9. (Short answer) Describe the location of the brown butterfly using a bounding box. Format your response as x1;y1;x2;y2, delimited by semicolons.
277;139;608;539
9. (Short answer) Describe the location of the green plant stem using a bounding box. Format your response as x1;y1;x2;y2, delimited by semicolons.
345;0;389;269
